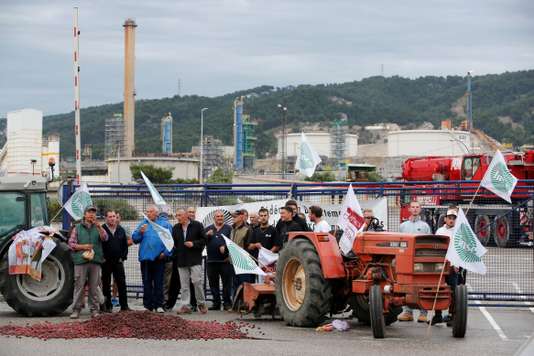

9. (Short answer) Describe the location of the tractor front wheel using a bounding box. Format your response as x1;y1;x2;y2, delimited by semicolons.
452;285;468;338
369;285;386;338
275;238;332;327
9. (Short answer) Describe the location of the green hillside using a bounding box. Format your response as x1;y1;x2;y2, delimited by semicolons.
5;70;534;159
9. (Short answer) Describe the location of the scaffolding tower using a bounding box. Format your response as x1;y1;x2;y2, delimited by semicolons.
330;118;347;169
242;114;257;171
105;113;125;159
202;135;224;178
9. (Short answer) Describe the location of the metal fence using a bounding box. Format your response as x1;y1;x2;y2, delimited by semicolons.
61;180;534;306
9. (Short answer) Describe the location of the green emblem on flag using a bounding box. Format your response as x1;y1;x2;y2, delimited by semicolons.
71;191;92;218
228;243;258;271
453;223;482;263
490;162;515;194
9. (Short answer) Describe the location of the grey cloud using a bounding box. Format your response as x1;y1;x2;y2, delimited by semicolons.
0;0;533;116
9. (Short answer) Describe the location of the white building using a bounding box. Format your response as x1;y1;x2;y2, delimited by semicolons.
107;156;199;184
41;134;60;179
387;130;471;157
5;109;43;175
277;132;358;159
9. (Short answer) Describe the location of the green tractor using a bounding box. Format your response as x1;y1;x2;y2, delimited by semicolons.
0;176;74;316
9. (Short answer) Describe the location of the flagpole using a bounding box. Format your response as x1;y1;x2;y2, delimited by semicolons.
49;206;65;224
465;182;483;215
425;260;448;337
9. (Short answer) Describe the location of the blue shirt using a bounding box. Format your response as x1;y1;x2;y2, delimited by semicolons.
399;217;431;235
132;215;173;262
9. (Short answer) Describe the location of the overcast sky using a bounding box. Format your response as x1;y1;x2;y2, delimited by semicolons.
1;0;533;116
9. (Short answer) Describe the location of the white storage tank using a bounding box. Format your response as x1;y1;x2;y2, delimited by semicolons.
387;129;471;157
6;109;43;175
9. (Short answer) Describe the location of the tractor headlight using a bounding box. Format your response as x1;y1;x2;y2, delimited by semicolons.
414;263;424;272
434;263;444;272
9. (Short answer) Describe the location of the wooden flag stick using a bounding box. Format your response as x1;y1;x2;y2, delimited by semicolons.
426;260;448;337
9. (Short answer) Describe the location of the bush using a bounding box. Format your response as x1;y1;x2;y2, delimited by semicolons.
305;170;336;182
130;164;173;184
207;168;233;184
93;199;138;220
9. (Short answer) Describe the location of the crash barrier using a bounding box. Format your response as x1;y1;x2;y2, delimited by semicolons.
61;180;534;306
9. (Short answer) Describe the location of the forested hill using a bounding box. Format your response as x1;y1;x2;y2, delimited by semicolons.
7;70;534;159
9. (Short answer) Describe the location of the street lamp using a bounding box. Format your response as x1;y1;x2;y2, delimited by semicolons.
277;104;287;179
30;159;37;176
200;107;208;184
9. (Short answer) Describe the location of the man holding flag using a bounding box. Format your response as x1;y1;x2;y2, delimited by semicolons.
132;205;173;313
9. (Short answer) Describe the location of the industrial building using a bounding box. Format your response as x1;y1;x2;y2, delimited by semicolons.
161;113;173;154
104;113;125;159
387;129;471;156
233;97;257;171
277;132;358;159
41;134;60;180
2;109;43;175
242;114;257;170
107;156;199;184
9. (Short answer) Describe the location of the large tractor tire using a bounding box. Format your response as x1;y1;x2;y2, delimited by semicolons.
369;285;386;339
493;216;511;248
275;238;332;327
351;294;401;326
0;241;74;316
452;285;468;338
474;215;491;246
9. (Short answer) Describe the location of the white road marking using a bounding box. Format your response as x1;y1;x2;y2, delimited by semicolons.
466;283;509;341
512;282;534;314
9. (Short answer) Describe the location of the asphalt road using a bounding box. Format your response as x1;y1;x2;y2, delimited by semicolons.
0;300;533;356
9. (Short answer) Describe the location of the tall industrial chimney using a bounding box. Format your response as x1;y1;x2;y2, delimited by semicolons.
123;18;137;157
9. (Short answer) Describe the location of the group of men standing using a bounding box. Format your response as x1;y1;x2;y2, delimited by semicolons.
66;197;388;318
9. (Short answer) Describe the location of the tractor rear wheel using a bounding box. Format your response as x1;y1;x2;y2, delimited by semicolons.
369;285;386;338
452;285;468;338
275;238;332;327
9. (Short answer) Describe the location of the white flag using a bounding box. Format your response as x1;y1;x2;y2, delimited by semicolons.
64;183;92;220
141;171;168;207
222;235;265;276
337;184;364;255
142;214;174;252
445;208;487;274
480;150;518;203
258;247;278;267
295;132;322;178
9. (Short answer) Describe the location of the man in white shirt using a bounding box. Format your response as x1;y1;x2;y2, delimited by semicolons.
308;206;331;233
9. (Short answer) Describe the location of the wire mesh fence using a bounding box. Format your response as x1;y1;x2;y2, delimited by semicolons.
63;181;534;305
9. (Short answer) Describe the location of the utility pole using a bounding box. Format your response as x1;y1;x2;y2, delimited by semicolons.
278;104;288;179
200;108;208;184
73;7;82;184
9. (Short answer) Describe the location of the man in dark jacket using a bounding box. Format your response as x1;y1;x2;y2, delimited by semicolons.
101;210;130;312
248;208;282;259
276;206;302;243
205;210;233;311
173;209;207;314
276;199;310;233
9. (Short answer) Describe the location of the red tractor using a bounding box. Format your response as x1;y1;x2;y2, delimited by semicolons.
274;231;466;338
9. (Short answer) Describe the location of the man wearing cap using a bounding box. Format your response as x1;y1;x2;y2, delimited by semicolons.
431;206;464;326
230;209;255;290
68;206;108;319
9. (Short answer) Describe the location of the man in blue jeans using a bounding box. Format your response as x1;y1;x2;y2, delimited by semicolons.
132;205;172;313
